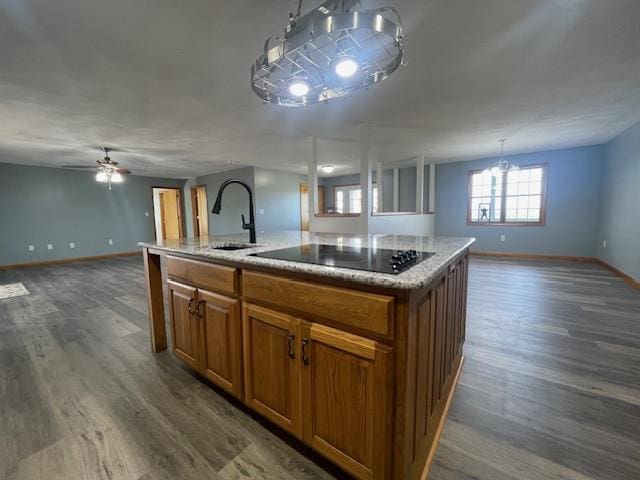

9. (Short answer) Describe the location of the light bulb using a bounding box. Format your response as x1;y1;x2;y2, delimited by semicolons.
334;57;359;78
288;80;310;97
96;171;108;183
111;172;123;183
320;165;335;174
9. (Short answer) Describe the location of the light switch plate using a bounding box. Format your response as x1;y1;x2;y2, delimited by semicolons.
69;242;75;249
47;243;53;250
28;245;35;252
108;239;114;245
259;209;265;215
500;235;506;242
145;211;149;217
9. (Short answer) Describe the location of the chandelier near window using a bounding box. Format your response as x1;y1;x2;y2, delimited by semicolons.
483;139;519;177
251;0;406;107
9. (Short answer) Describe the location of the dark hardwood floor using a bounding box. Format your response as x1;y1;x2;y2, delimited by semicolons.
1;255;638;479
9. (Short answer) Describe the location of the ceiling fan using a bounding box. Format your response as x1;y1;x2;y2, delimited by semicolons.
63;147;132;190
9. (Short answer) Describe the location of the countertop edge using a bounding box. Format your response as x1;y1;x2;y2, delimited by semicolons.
137;237;476;291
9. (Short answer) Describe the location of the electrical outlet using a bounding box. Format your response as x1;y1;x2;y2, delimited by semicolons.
69;242;75;249
500;234;506;242
47;243;53;250
108;239;114;246
28;245;35;252
602;240;607;248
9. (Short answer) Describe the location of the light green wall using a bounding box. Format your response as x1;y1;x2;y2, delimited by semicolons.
183;166;304;239
597;121;640;281
0;162;185;265
435;145;606;256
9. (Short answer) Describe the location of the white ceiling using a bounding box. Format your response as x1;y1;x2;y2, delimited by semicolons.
1;0;639;178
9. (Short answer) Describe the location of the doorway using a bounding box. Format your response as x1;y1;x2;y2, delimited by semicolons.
190;185;209;237
152;187;184;241
300;183;325;231
300;183;309;231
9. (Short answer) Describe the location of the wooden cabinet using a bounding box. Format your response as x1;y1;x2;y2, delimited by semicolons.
198;289;242;398
301;322;392;480
168;279;243;399
168;280;199;370
242;304;303;438
160;251;470;480
242;303;392;479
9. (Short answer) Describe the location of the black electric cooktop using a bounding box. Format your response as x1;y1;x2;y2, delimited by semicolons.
250;244;435;275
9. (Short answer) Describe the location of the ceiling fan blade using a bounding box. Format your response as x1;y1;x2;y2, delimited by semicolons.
62;165;98;169
116;168;132;174
94;145;127;153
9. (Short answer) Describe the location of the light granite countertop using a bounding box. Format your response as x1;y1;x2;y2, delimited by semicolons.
139;231;475;290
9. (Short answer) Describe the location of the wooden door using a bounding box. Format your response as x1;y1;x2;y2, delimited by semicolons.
191;185;209;237
300;183;309;231
301;322;393;480
317;185;325;214
160;190;181;240
168;279;199;370
197;289;242;398
243;304;303;438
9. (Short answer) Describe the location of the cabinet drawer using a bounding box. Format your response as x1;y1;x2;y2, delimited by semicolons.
166;255;237;295
242;271;394;337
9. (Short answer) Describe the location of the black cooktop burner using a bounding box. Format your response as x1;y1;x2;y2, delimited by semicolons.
250;244;435;275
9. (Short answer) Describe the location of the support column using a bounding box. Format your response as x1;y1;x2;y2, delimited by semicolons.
429;163;436;213
308;137;318;230
360;124;372;218
393;168;399;212
376;160;384;214
416;155;425;214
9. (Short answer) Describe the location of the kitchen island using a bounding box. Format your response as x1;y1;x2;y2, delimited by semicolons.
139;231;474;480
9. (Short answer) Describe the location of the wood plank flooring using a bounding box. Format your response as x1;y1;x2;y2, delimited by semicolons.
0;256;639;479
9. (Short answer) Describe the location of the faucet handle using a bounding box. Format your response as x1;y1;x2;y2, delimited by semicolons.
241;214;254;229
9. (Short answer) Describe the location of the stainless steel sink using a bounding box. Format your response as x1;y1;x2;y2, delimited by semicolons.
210;242;257;251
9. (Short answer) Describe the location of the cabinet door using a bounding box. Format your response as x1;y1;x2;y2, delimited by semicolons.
301;322;393;480
168;279;199;370
197;289;242;399
242;304;302;439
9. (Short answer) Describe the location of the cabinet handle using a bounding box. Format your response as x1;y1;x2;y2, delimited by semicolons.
288;334;295;359
197;299;205;318
187;298;194;314
302;338;310;365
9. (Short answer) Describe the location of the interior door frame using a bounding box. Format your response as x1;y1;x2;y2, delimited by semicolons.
151;186;185;240
190;184;208;237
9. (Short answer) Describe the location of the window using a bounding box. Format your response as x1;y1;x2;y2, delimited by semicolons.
333;184;378;214
335;190;345;214
468;165;546;225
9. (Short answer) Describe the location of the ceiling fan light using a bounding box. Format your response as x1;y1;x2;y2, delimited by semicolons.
96;171;108;182
334;57;359;78
320;165;335;174
288;79;310;97
111;172;123;183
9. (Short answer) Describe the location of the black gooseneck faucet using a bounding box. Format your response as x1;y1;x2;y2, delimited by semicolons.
211;178;257;243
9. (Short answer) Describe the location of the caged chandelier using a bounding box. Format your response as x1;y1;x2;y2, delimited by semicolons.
251;0;406;107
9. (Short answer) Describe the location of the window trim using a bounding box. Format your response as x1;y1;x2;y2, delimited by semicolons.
466;163;548;227
332;183;379;214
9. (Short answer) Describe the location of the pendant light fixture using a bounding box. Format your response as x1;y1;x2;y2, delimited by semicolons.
483;139;519;177
251;0;406;107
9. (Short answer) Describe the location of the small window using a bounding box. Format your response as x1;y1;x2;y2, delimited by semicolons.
334;184;378;214
468;165;546;225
